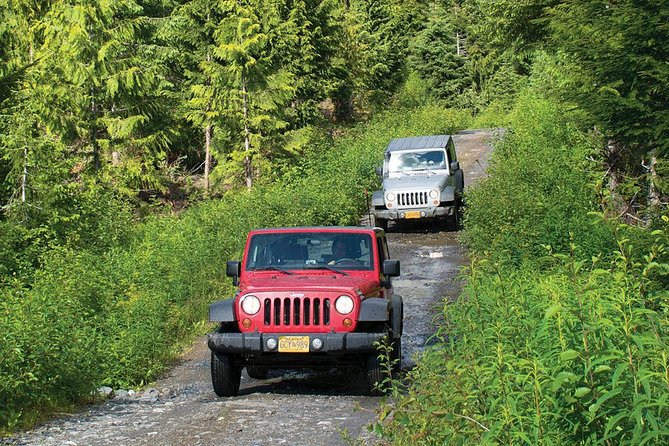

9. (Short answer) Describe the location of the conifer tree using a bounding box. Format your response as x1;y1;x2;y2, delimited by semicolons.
215;0;295;188
270;0;345;127
166;0;227;193
410;1;470;101
24;0;172;197
0;0;61;217
351;0;407;105
547;0;669;212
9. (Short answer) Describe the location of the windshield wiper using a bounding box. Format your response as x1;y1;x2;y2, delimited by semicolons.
304;265;349;276
253;266;295;275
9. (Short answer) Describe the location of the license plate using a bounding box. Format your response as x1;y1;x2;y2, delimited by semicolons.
405;211;421;219
278;336;310;353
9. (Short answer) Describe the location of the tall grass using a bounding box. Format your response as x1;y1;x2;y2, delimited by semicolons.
378;226;669;445
0;104;470;431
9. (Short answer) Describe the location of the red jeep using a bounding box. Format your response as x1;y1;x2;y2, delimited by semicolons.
208;227;402;396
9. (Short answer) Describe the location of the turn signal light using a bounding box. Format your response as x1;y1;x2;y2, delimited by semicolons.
242;318;252;329
343;318;353;327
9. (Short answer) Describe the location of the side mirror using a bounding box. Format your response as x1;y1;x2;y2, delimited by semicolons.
375;166;383;177
226;260;241;286
382;259;400;277
450;161;460;172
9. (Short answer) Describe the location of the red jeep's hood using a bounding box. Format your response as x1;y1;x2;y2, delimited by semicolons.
240;272;380;295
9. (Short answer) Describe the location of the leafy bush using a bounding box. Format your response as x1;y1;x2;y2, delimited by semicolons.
0;253;104;430
462;93;613;260
377;222;669;445
393;71;434;109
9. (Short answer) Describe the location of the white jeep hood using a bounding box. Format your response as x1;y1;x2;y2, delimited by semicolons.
383;173;449;191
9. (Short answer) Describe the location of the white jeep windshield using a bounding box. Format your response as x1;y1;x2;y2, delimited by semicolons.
386;149;447;173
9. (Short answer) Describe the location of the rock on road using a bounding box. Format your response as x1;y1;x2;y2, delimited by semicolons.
5;129;496;446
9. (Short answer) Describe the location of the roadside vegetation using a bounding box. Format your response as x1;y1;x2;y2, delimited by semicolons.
1;0;667;443
373;2;669;444
376;94;669;445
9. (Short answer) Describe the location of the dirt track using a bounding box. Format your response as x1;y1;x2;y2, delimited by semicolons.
5;129;495;446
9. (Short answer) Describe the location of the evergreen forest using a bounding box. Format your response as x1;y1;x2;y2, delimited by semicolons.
1;0;668;443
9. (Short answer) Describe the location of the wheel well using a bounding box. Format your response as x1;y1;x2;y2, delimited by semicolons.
216;322;239;333
356;321;388;333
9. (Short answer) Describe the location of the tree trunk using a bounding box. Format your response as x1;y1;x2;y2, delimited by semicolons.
22;45;33;207
204;50;213;194
242;73;252;189
456;31;461;56
605;139;626;217
88;24;100;171
91;90;100;171
21;146;28;204
204;125;212;193
648;149;659;209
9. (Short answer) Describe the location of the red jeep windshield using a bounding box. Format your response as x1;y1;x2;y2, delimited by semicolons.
246;232;374;271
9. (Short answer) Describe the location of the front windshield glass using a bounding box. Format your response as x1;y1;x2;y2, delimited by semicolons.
387;149;446;173
246;232;374;271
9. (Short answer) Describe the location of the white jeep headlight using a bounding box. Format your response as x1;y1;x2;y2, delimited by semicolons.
335;295;354;315
385;192;396;202
240;295;260;315
429;189;439;199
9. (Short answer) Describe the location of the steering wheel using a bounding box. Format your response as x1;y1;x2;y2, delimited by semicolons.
334;258;362;266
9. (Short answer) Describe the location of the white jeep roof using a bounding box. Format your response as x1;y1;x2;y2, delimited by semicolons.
385;135;452;152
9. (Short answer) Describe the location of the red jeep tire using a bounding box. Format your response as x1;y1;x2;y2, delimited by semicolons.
365;352;385;396
211;351;241;397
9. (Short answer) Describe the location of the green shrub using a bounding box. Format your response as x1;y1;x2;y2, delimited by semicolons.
393;71;436;109
462;93;613;260
378;224;669;445
0;252;105;430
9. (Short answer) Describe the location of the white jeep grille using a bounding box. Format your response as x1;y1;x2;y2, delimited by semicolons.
396;191;429;208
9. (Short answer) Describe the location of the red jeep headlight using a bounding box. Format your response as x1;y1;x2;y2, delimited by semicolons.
240;295;260;315
335;295;354;315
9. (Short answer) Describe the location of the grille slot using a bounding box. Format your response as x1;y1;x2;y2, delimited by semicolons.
264;297;330;327
397;191;428;208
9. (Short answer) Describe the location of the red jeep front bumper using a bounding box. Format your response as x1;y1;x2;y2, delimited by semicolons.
208;331;387;355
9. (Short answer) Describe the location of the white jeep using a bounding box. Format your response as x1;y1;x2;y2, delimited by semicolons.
370;135;464;231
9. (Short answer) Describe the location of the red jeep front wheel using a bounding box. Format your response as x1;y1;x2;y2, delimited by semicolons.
211;351;241;397
365;352;385;396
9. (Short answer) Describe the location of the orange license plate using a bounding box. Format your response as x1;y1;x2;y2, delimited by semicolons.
405;211;421;219
278;336;310;353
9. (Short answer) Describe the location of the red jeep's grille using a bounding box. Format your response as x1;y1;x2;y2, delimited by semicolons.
397;191;428;207
264;297;330;327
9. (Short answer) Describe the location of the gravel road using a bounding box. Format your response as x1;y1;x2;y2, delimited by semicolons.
5;129;496;446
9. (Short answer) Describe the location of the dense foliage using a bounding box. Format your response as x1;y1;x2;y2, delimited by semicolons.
0;0;422;210
462;94;613;260
378;230;669;444
377;96;669;445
